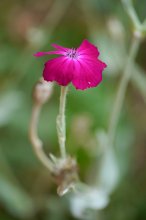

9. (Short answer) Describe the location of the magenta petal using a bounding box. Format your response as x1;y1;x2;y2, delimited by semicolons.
72;59;106;90
43;57;74;86
77;39;100;58
51;43;69;52
34;50;65;57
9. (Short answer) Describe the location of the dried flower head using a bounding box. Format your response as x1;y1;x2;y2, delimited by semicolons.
50;155;78;196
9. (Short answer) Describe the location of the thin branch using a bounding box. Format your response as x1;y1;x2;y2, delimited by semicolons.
108;36;141;145
29;79;54;172
121;0;141;29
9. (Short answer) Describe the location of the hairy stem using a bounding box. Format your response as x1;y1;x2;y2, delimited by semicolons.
56;86;68;158
108;35;141;145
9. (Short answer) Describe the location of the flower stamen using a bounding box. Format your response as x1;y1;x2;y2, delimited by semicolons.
66;49;78;59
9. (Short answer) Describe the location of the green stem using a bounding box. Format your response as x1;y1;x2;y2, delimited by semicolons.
108;35;141;145
56;86;68;158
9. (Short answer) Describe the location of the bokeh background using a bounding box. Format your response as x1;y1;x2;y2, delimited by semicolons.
0;0;146;219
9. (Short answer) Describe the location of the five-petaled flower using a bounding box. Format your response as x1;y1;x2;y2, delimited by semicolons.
34;40;107;90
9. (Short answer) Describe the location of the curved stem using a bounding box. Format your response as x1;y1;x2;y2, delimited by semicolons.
56;86;68;158
108;35;141;145
29;102;54;172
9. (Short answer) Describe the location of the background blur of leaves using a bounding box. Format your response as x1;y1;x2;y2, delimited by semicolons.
0;0;146;219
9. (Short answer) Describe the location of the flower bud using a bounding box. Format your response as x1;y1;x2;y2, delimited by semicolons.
33;78;54;104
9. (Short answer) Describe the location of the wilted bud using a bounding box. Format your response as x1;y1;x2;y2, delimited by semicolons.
26;27;46;47
33;78;54;104
107;17;125;41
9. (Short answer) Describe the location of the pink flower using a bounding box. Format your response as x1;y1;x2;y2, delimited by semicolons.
34;39;107;90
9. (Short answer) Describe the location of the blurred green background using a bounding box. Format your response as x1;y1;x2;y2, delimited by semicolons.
0;0;146;219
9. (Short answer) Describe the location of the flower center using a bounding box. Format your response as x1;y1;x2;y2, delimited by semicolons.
66;49;78;59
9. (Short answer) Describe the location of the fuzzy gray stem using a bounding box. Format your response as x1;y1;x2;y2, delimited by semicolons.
56;86;68;158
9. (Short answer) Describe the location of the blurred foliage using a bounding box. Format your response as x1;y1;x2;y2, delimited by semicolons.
0;0;146;220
